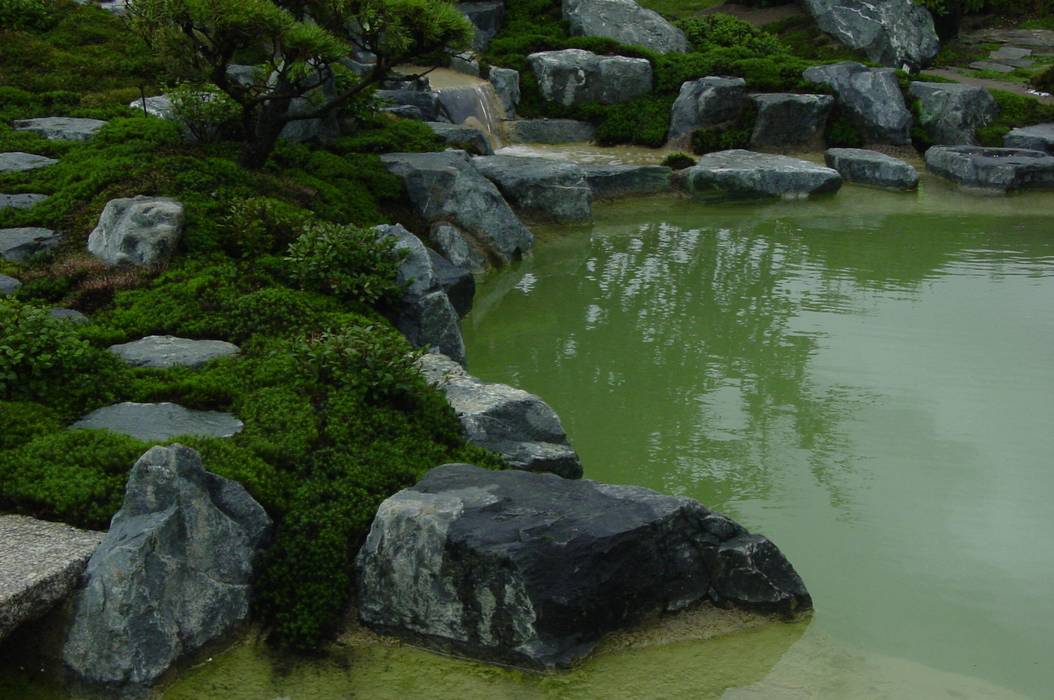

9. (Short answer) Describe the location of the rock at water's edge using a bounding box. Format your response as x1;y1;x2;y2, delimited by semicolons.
924;146;1054;191
472;155;592;223
824;148;919;190
803;62;913;145
679;150;842;198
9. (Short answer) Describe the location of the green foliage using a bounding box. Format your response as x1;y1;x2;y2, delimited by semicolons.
1031;65;1054;94
676;14;786;54
762;15;868;63
824;106;866;148
661;152;696;169
0;400;61;451
285;221;402;306
0;0;57;31
976;89;1054;146
689;102;757;155
330;117;445;155
588;96;677;147
169;83;242;143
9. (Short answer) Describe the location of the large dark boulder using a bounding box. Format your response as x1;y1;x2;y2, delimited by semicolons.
428;249;475;318
357;463;811;669
803;62;913;145
824;148;918;189
750;93;834;150
909;82;998;146
459;2;505;50
528;49;652;107
801;0;939;71
581;164;673;198
424;122;494;155
668;77;748;147
924;146;1054;191
505;119;596;144
562;0;688;54
678;150;842;198
63;445;271;693
472;155;592;223
1004;123;1054;154
488;67;521;117
375;89;448;122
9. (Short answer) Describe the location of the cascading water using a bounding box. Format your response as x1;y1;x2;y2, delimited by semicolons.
401;67;508;149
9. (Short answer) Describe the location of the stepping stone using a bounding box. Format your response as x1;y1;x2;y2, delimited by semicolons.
679;150;842;199
108;335;240;369
969;61;1016;73
925;146;1054;191
0;274;21;295
1004;123;1054;154
49;308;89;323
824;148;919;190
11;117;107;142
0;152;58;174
0;515;104;642
72;402;244;441
0;227;60;262
990;46;1031;61
0;194;47;211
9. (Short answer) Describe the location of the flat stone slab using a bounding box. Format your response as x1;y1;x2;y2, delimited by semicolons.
581;164;673;198
108;335;240;369
1004;123;1054;154
72;402;244;441
990;46;1031;61
0;194;47;211
969;61;1016;73
50;308;89;323
825;148;918;190
504;119;596;144
0;152;58;173
0;274;21;295
472;155;592;223
679;150;842;199
925;145;1054;191
0;227;60;262
12;117;108;142
0;515;104;642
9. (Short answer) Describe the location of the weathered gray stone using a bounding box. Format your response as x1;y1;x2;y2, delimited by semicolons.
418;353;583;478
460;1;505;50
12;117;107;142
428;248;475;318
824;148;918;189
63;445;271;692
425;122;493;155
991;46;1031;61
802;0;939;70
505;119;596;144
1004;123;1054;154
128;94;175;120
668;77;748;147
528;49;652;108
87;196;184;266
750;93;834;149
72;402;244;441
376;89;447;122
969;60;1015;74
581;164;673;198
0;516;103;643
924;145;1054;191
0;274;20;295
562;0;688;53
472;155;592;223
0;152;58;173
450;52;481;78
108;336;240;369
679;150;843;198
0;227;60;262
909;82;998;146
0;193;47;211
803;62;913;145
49;308;89;323
357;463;811;669
488;67;520;117
380;151;533;266
429;223;488;274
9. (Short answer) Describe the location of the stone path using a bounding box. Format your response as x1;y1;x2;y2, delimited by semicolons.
0;152;58;174
0;194;47;211
0;515;104;642
12;117;107;142
0;227;60;262
108;335;240;369
72;402;244;441
924;68;1054;105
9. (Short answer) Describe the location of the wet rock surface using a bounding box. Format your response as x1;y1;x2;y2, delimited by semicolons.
108;335;240;369
0;152;58;173
488;67;520;117
12;117;107;142
528;49;653;107
803;62;913;145
581;164;673;198
668;77;748;146
924;146;1054;191
72;402;244;441
679;150;842;198
425;122;494;155
562;0;688;54
1004;123;1054;154
428;248;475;318
459;1;505;50
505;119;596;144
473;155;592;223
87;196;185;266
357;463;811;669
802;0;939;70
750;93;834;149
429;222;488;274
824;148;919;189
0;227;60;262
909;82;998;146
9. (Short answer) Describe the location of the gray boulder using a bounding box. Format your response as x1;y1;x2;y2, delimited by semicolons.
668;77;748;147
488;67;521;117
0;193;47;211
679;150;842;198
0;152;58;173
0;274;20;295
909;82;998;146
376;89;447;122
108;335;240;369
87;196;185;266
450;52;481;78
430;223;488;274
418;353;583;479
562;0;688;53
128;94;175;120
11;117;107;142
428;248;475;318
802;0;939;70
425;122;494;155
581;164;673;198
505;119;596;144
49;308;89;323
924;146;1054;191
63;445;271;691
0;516;103;643
803;62;913;145
72;402;244;441
357;463;811;669
750;93;834;149
0;227;60;262
824;148;919;189
380;151;533;266
472;155;592;223
459;1;505;50
1004;123;1054;154
528;49;652;108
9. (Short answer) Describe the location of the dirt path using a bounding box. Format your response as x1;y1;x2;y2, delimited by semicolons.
925;68;1053;104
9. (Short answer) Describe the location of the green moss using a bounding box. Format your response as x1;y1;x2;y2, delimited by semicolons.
976;89;1054;146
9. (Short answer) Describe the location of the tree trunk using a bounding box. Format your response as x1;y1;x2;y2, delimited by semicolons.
238;109;287;169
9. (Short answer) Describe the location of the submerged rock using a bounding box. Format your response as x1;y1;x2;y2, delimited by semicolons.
108;335;240;369
1004;123;1054;154
802;0;939;70
562;0;689;54
824;148;919;190
72;402;244;441
0;152;58;173
63;445;271;692
668;77;748;147
418;353;583;479
0;227;60;262
803;62;912;145
679;150;842;198
505;119;596;144
909;82;998;146
425;122;493;155
924;146;1054;191
528;49;652;108
472;155;592;223
12;117;107;142
581;164;673;198
750;93;834;150
0;193;47;211
357;463;811;669
87;196;185;266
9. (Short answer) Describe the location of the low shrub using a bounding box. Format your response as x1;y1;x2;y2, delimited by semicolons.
661;152;696;169
976;89;1054;146
676;14;787;55
284;221;402;306
0;0;57;32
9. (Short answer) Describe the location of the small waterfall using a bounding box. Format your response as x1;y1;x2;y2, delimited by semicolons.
435;81;507;150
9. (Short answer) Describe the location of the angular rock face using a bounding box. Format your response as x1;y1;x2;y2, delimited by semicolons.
0;516;104;643
505;119;596;144
376;224;467;366
460;1;505;50
488;67;521;117
63;445;271;691
12;117;108;142
0;152;58;173
425;122;493;156
428;249;475;318
375;89;447;122
824;148;919;189
87;196;185;266
581;164;673;198
108;335;240;369
472;155;592;223
0;193;47;211
357;463;811;669
0;227;60;262
803;62;913;145
528;49;653;108
418;353;583;479
380;151;533;267
562;0;688;54
924;146;1054;191
430;223;488;274
0;274;21;295
668;77;748;147
909;82;998;146
679;150;843;198
1004;123;1054;154
72;402;244;441
750;93;834;149
802;0;939;70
